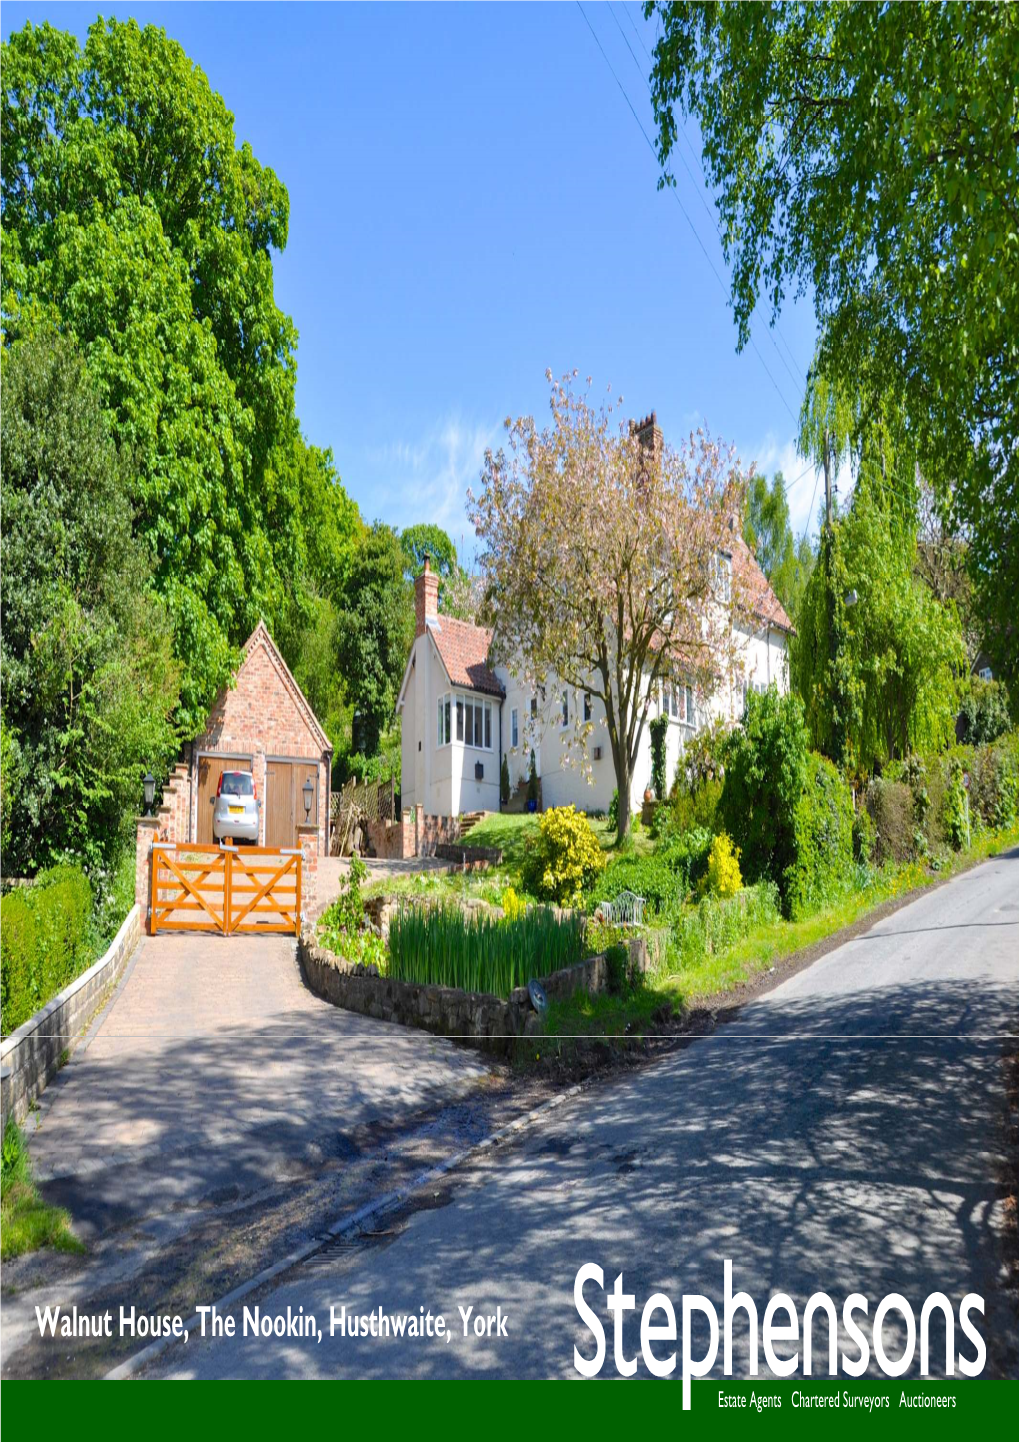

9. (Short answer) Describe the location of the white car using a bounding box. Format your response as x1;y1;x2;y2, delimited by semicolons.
212;770;260;844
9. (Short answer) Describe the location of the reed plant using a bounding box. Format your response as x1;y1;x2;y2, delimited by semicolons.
387;903;584;997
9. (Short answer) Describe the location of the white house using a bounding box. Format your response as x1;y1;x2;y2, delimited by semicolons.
397;531;794;820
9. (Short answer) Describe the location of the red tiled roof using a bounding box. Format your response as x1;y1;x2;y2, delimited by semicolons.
429;616;503;696
732;535;795;634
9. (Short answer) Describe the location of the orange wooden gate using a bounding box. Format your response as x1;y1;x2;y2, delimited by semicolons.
149;844;302;936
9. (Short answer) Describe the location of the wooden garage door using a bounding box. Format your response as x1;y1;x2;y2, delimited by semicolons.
265;759;318;850
197;756;253;845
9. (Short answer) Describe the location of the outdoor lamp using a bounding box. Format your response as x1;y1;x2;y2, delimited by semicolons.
302;775;314;822
143;771;156;817
844;589;859;608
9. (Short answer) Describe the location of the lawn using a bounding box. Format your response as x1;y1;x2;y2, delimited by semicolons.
361;809;654;906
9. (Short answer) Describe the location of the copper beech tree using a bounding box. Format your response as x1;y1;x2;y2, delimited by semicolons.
470;373;759;840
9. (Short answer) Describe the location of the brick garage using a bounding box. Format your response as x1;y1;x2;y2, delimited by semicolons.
186;622;332;854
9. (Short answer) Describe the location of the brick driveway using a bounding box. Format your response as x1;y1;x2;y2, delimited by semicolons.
26;932;492;1238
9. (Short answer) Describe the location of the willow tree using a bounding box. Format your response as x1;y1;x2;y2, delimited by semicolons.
470;373;760;840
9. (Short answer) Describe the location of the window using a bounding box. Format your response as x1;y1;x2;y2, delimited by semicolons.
685;685;694;724
583;692;592;722
437;694;451;747
979;666;993;681
511;708;519;748
661;684;683;722
446;692;494;751
560;690;569;728
530;695;538;719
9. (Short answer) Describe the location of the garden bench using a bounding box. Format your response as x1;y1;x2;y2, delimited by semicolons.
594;890;646;927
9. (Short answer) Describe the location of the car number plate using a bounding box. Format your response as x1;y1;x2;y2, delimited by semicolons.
228;806;244;816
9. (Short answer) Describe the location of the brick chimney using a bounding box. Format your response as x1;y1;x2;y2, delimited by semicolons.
414;553;439;637
630;409;663;457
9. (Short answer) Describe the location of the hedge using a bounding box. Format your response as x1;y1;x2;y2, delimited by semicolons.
870;733;1018;862
1;865;93;1035
866;778;919;865
784;753;854;919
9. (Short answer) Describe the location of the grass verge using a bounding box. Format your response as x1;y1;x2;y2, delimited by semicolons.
539;827;1017;1053
1;1119;84;1260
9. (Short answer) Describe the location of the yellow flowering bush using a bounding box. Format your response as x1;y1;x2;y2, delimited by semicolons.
705;832;742;898
522;806;606;905
500;885;527;923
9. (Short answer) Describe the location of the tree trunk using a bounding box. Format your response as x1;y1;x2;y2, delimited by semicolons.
612;744;632;843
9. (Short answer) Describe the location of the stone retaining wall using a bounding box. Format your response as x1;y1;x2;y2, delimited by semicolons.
299;934;647;1056
433;842;503;869
1;904;141;1128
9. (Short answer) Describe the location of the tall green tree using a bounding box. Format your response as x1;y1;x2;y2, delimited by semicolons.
333;525;415;763
646;1;1018;696
743;471;814;621
792;476;965;774
1;333;181;875
1;18;310;729
399;523;460;585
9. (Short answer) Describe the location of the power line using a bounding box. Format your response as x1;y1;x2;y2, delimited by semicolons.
621;1;808;386
801;466;822;546
575;2;801;426
606;1;806;397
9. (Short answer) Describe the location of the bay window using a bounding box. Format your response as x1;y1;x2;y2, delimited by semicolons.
439;691;494;751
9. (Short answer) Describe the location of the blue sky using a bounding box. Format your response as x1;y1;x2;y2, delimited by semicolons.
3;1;826;556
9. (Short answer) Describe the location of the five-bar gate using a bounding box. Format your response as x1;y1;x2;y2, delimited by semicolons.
149;844;302;936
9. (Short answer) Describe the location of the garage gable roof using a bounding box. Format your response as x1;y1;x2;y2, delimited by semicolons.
241;621;332;754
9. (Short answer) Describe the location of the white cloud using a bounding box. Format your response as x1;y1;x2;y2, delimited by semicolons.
365;415;501;562
746;430;855;543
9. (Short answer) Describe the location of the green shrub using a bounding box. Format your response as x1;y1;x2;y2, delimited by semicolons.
720;685;809;897
865;778;915;864
527;750;539;806
604;942;630;997
319;854;368;939
588;854;683;918
658;780;722;841
583;913;626;956
784;753;854;920
666;882;781;971
675;718;728;793
656;825;713;893
943;758;969;850
704;832;742;898
852;804;876;864
649;715;669;802
387;904;585;996
500;753;511;806
522;805;606;905
957;678;1013;746
317;855;386;967
607;787;623;837
968;732;1019;831
1;864;93;1035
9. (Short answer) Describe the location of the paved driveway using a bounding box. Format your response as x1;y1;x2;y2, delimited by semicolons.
26;931;492;1238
